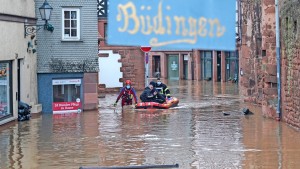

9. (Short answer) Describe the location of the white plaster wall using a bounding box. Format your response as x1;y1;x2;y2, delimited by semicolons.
98;50;123;88
0;21;39;117
0;0;35;17
0;21;29;60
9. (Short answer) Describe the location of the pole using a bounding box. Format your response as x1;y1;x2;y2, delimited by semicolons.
145;52;149;87
80;164;179;169
275;0;281;120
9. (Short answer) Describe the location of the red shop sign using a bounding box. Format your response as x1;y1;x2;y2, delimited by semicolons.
53;102;81;114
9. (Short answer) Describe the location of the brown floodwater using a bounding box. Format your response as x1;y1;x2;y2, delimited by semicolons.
0;80;299;169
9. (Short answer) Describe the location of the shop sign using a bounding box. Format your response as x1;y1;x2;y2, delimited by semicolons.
52;79;81;85
108;0;236;50
53;101;81;114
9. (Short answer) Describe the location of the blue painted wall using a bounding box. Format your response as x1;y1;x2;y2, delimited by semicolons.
38;73;83;113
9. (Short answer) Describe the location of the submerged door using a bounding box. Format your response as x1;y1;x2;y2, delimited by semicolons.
153;56;161;78
225;51;239;82
167;55;179;80
201;51;213;80
183;54;189;80
217;51;221;82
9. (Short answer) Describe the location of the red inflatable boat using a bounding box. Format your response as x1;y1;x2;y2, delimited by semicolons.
135;97;179;109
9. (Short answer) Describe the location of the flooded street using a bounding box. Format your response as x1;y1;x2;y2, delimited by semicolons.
1;80;300;169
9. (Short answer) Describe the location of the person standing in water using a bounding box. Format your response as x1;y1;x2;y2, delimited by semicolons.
114;80;138;107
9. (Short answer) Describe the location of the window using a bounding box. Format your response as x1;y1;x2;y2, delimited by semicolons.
52;79;82;114
0;62;12;120
104;23;107;39
62;8;80;40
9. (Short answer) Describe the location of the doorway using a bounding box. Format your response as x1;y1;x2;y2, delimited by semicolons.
225;51;239;82
217;51;221;82
201;51;212;80
153;56;161;78
183;54;189;80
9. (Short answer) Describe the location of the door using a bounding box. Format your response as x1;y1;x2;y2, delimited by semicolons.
17;59;21;101
201;51;213;80
183;54;189;80
153;56;161;78
167;55;179;80
217;51;221;82
225;51;239;82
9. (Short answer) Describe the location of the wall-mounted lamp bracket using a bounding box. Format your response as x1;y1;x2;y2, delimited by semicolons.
24;23;54;38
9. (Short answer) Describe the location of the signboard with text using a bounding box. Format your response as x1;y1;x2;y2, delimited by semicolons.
52;102;81;114
108;0;236;51
52;79;81;85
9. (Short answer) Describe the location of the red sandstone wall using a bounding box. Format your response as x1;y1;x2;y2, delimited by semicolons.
239;0;264;104
98;20;145;92
280;0;300;128
240;0;278;118
240;0;300;128
83;73;98;110
261;0;278;119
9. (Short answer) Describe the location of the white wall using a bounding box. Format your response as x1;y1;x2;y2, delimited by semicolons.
98;50;123;88
0;0;35;17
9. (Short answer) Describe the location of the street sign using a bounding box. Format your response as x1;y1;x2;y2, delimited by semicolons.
140;46;151;52
108;0;236;51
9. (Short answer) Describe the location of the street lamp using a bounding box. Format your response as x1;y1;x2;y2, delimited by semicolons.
24;0;54;37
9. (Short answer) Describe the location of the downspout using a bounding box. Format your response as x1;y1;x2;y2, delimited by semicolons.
275;0;281;120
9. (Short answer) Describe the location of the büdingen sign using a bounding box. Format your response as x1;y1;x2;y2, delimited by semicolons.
108;0;236;50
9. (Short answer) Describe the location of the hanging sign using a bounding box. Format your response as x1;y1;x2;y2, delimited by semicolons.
108;0;236;50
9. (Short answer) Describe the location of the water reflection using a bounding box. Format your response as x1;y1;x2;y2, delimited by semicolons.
0;81;299;169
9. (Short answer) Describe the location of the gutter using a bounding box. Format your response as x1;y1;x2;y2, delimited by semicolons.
275;0;281;120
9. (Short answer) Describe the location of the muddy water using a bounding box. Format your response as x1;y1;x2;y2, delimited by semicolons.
0;81;300;169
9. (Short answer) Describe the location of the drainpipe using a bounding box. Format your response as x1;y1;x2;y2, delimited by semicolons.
275;0;281;120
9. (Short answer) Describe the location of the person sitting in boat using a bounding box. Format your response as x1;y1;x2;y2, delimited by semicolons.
140;81;165;104
114;80;138;108
155;78;171;99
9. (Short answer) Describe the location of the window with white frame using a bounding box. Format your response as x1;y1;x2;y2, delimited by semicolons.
62;8;80;40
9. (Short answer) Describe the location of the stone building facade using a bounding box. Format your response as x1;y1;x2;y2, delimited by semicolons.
0;1;41;125
36;0;99;113
280;0;300;128
97;0;145;93
148;50;239;83
97;0;241;95
239;0;300;128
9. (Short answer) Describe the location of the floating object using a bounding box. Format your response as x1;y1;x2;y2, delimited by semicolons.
223;112;230;116
80;163;179;169
242;108;252;115
135;97;179;109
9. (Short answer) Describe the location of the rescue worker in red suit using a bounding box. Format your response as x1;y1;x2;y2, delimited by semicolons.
114;80;138;107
